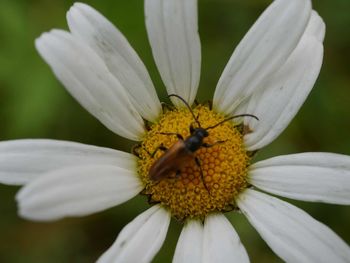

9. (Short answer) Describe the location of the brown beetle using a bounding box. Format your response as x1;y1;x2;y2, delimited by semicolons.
148;94;258;190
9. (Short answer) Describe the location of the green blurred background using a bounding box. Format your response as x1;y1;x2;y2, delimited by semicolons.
0;0;349;262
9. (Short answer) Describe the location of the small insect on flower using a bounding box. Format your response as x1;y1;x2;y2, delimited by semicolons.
148;94;258;191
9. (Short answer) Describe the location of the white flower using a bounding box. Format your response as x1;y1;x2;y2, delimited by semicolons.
1;0;350;262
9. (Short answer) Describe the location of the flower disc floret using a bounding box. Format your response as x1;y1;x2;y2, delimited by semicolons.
137;105;250;220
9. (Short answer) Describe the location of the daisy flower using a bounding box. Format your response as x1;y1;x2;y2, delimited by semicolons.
1;0;350;262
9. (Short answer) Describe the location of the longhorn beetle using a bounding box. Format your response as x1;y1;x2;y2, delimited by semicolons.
148;94;258;192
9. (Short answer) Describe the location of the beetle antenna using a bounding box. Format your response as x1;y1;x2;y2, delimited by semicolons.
168;94;201;127
206;114;259;130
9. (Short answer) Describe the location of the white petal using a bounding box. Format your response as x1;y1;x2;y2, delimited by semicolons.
35;30;144;141
97;205;170;263
242;12;324;150
67;3;161;121
213;0;311;115
249;153;350;205
16;165;142;221
305;10;326;42
173;220;203;263
0;139;136;185
145;0;201;107
237;189;350;263
203;213;249;263
243;37;323;150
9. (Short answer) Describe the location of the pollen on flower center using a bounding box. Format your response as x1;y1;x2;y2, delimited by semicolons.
136;105;250;220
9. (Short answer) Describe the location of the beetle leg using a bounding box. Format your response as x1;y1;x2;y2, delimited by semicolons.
190;124;195;134
195;157;210;194
158;132;184;140
175;170;181;178
150;144;168;158
202;140;227;148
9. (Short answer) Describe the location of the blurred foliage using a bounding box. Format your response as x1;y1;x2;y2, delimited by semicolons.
0;0;349;262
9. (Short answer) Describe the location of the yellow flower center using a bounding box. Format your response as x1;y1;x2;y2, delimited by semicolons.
136;105;250;220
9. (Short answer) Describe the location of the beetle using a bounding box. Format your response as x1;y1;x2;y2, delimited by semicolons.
148;94;258;191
